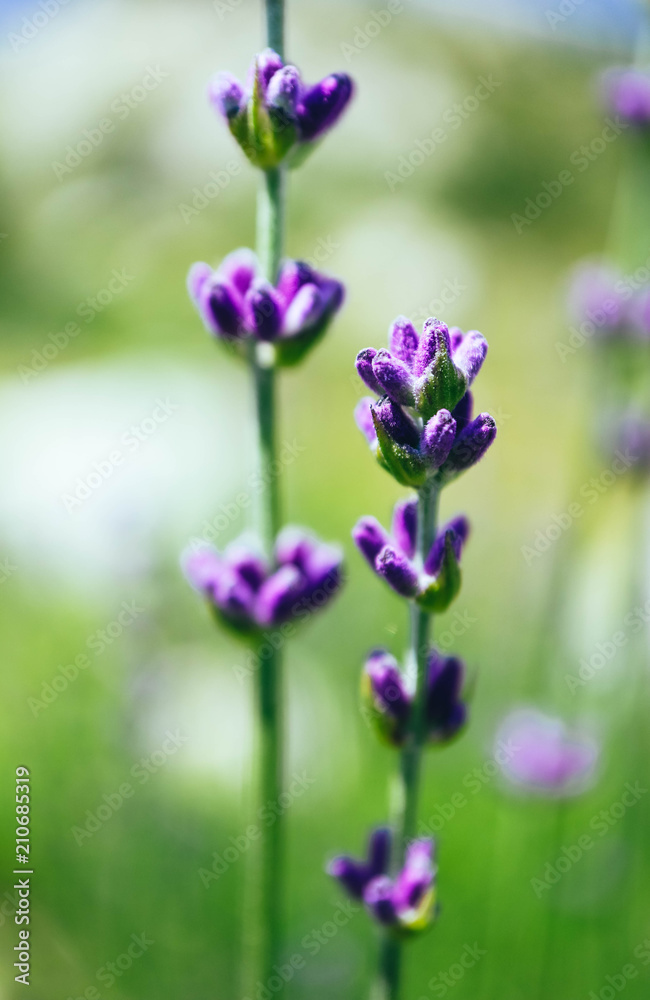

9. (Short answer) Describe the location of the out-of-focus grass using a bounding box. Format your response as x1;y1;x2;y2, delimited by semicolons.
0;1;649;998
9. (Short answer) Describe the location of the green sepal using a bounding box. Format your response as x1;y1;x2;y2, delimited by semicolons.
273;312;335;367
360;671;404;748
415;344;467;421
415;532;462;613
372;410;427;488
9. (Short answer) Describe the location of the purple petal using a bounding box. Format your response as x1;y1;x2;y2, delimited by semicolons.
354;397;378;447
388;316;419;368
441;413;497;479
452;392;473;434
276;260;314;302
391;498;417;560
256;48;285;91
302;541;343;592
253;564;303;627
421;409;456;469
208;72;245;118
364;876;398;925
604;68;650;125
413;318;451;377
187;262;213;303
452;330;487;385
296;73;353;142
356;348;383;394
266;64;300;116
392;839;435;915
196;278;245;338
375;545;419;598
282;283;326;335
365;650;412;723
352;516;390;567
223;541;267;591
496;709;599;796
372;350;416;406
245;281;284;340
372;397;420;450
182;547;222;597
427;653;466;742
217;248;258;297
274;526;314;569
424;516;470;576
327;828;391;899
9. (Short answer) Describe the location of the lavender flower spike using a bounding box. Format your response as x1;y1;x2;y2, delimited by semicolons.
495;708;598;797
209;49;354;169
603;67;650;127
329;829;437;932
187;250;344;366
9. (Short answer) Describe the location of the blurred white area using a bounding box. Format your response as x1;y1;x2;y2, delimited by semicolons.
0;357;248;593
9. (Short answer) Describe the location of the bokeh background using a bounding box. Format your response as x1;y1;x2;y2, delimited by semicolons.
1;0;649;997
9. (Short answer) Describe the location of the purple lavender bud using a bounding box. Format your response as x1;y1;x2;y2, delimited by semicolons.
421;409;456;469
451;391;473;434
354;397;378;447
266;64;300;117
302;541;344;593
375;545;419;598
223;541;267;591
391;498;417;560
452;330;488;385
274;526;313;569
496;709;598;797
246;281;283;341
438;413;497;482
372;397;420;449
296;72;353;142
254;564;303;627
208;71;245;118
256;48;285;91
182;547;222;598
190;270;245;338
218;248;258;296
604;68;650;126
412;318;451;377
214;567;257;622
426;652;467;744
424;516;469;576
356;348;383;394
187;262;213;302
388;316;419;367
365;649;412;725
327;827;391;899
372;349;416;406
364;876;398;925
276;259;313;301
392;839;436;921
282;283;325;335
352;516;391;568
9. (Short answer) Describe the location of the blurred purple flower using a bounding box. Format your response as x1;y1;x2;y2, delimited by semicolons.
183;527;343;634
328;828;437;931
495;708;598;797
188;250;344;364
603;67;650;126
363;648;468;747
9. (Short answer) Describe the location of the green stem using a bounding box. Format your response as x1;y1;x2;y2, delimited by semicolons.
377;481;440;1000
249;1;286;987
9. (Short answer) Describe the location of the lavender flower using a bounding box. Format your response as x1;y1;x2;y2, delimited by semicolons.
567;263;645;341
495;708;598;797
188;250;344;365
209;48;354;169
328;829;437;932
183;527;343;634
603;67;650;127
352;499;469;612
354;317;495;487
362;648;468;747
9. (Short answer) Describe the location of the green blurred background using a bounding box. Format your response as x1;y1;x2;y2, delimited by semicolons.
1;0;649;997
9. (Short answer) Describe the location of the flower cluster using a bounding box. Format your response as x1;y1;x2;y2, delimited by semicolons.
363;648;467;747
183;528;343;635
568;263;650;342
188;249;344;366
210;48;354;169
328;829;437;933
354;317;496;487
353;498;469;611
495;709;598;798
603;67;650;127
